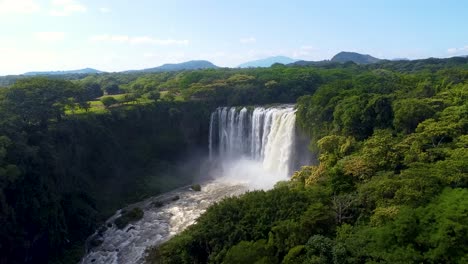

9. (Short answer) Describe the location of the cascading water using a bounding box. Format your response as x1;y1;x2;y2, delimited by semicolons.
81;105;305;264
209;105;297;181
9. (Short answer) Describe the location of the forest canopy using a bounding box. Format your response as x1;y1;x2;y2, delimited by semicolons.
0;57;467;263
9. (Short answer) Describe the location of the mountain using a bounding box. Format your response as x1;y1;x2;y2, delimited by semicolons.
289;60;334;67
138;60;218;73
238;56;298;68
24;68;103;76
331;51;381;64
392;58;410;61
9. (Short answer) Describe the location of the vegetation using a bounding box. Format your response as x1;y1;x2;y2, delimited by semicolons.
0;57;466;263
146;58;468;263
0;78;213;263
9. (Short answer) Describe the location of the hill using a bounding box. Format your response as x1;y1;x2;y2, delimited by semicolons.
137;60;218;73
24;68;103;76
331;51;381;64
288;60;335;67
238;56;298;68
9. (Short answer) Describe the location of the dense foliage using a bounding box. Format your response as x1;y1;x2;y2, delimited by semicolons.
147;59;468;263
0;78;212;263
0;57;467;263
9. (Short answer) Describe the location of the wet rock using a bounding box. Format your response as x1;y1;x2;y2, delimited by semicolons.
114;207;144;229
191;184;201;191
97;226;107;235
152;200;164;208
89;237;104;248
171;195;180;201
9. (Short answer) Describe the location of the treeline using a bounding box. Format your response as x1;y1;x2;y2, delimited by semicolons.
148;61;467;263
0;78;213;263
69;56;468;107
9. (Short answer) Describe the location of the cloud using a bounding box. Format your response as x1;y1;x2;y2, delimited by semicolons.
0;47;60;75
49;0;86;16
90;34;189;45
292;45;319;58
0;0;40;14
89;35;128;42
447;45;468;54
143;52;186;60
99;7;110;13
300;45;316;51
34;31;66;42
130;36;189;45
240;37;256;44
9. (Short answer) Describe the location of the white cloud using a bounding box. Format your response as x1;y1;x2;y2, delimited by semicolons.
90;34;189;46
300;45;316;51
447;45;468;54
130;37;189;45
292;45;319;58
99;7;110;13
0;47;60;75
0;0;40;14
49;0;86;16
34;31;65;42
240;37;256;44
143;52;186;60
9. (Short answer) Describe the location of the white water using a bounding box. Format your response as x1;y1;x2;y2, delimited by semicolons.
211;105;297;180
80;105;298;264
80;181;247;264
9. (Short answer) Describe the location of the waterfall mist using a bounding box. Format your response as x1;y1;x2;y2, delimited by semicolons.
80;104;313;264
208;105;307;189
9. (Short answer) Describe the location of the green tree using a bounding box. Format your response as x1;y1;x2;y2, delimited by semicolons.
4;78;86;126
393;98;435;134
101;97;118;108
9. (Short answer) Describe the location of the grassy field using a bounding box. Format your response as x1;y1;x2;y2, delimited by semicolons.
65;92;184;116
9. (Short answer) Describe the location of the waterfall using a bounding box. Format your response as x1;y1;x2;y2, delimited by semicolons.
209;105;297;178
80;105;308;264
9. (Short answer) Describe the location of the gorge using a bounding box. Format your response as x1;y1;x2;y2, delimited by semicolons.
80;105;308;264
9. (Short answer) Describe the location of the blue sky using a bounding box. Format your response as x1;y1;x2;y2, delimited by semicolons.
0;0;467;75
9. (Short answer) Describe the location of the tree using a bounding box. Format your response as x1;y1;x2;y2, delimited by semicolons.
101;97;118;108
393;98;435;134
147;91;161;101
3;78;86;127
223;240;276;264
333;95;372;139
82;81;103;100
103;83;120;95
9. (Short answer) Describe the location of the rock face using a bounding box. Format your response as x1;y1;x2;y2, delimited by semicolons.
331;51;381;64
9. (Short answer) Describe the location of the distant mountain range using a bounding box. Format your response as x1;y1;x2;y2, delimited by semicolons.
330;51;381;64
238;56;298;68
17;61;218;77
11;52;468;77
131;60;218;73
24;68;103;76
